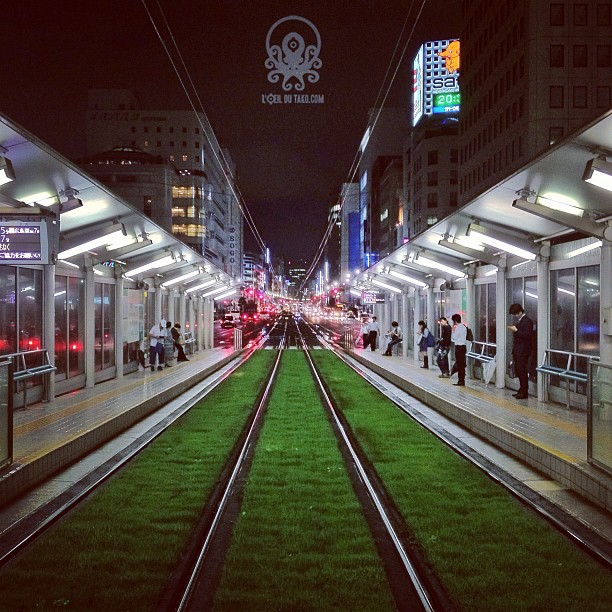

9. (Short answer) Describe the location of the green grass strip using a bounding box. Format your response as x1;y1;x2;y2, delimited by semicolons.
311;350;612;611
0;351;275;611
213;351;395;611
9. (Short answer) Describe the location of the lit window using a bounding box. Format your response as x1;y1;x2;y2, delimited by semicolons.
182;155;188;162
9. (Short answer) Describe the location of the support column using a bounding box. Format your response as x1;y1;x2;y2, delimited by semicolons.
426;285;435;327
401;290;409;358
179;290;186;329
168;290;175;327
114;271;124;380
196;296;203;351
43;263;56;400
84;266;95;389
466;265;476;333
537;254;550;401
413;290;421;361
495;256;507;389
601;240;612;367
154;281;162;326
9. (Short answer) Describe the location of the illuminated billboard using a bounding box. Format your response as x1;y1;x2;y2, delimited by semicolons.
412;39;460;126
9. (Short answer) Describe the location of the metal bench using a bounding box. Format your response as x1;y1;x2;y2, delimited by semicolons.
2;349;56;409
536;349;597;409
466;341;497;384
182;331;196;355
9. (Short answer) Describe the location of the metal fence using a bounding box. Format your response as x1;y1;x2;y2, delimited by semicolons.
0;360;13;469
588;360;612;475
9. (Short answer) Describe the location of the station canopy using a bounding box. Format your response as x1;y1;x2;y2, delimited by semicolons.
0;113;240;298
354;109;612;293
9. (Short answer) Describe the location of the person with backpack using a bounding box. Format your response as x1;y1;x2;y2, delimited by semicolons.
450;313;468;386
417;320;435;368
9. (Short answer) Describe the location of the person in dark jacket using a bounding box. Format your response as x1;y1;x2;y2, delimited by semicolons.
436;317;452;377
508;303;533;399
171;323;189;362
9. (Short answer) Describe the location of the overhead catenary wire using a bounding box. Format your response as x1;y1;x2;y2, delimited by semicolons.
300;0;428;291
140;0;281;285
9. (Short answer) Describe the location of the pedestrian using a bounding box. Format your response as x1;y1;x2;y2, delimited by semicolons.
417;320;434;368
508;303;533;399
171;322;189;362
148;320;164;372
383;321;402;356
368;316;380;351
450;314;467;385
359;318;370;349
436;317;452;377
164;320;176;366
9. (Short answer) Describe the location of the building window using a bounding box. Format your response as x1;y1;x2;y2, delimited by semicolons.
169;155;175;162
597;3;612;26
182;127;187;133
427;171;437;186
144;196;152;216
182;155;188;162
573;3;588;25
450;169;458;185
143;140;149;148
596;86;611;107
573;86;587;108
550;85;564;108
169;127;174;133
144;126;149;133
427;192;438;208
550;44;564;67
169;141;174;147
427;150;438;165
157;141;161;147
450;148;458;163
195;142;200;148
597;45;611;67
157;127;161;133
195;156;200;163
549;126;564;145
550;3;564;25
450;191;458;206
182;141;187;147
130;126;136;133
573;45;588;67
426;215;438;226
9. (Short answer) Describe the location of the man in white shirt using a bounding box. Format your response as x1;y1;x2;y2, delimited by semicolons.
450;313;467;386
368;316;380;352
149;320;165;372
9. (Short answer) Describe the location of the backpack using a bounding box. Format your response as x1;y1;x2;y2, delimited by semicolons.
426;330;436;347
465;325;474;342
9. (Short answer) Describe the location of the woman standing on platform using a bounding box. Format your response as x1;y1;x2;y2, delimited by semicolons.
360;318;370;349
417;320;434;368
163;320;176;367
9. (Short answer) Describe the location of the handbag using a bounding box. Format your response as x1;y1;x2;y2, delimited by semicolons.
508;360;516;378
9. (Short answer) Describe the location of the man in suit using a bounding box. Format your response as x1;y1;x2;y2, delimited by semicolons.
508;303;534;399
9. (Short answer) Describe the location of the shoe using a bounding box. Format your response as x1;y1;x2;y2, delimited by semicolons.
453;382;465;386
150;366;154;372
420;366;428;369
514;394;528;399
438;373;450;378
157;366;163;371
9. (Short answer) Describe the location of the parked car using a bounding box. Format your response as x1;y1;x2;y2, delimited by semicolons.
221;314;235;329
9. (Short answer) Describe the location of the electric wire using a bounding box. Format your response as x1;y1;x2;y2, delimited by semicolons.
140;0;280;286
300;0;429;291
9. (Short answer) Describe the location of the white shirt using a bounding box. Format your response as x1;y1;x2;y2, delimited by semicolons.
368;320;380;333
149;324;162;347
451;323;468;345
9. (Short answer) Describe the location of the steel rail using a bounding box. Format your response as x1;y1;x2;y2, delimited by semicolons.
176;339;285;611
0;337;267;569
296;320;435;612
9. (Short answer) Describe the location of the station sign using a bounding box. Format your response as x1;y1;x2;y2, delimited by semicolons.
413;39;460;126
362;291;386;304
0;211;57;264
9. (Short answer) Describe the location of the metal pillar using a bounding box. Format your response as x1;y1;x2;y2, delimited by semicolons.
84;266;95;389
601;240;612;367
114;271;124;380
401;290;409;358
43;263;56;400
537;255;550;401
413;291;421;361
495;257;507;389
168;290;175;327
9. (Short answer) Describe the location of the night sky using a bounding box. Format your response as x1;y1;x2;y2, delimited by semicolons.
2;1;457;261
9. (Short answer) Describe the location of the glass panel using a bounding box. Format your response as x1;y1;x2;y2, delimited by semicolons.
104;284;116;369
524;276;538;381
54;276;68;380
591;362;612;472
576;265;600;357
551;269;575;351
94;283;103;371
161;292;169;322
0;362;10;467
487;282;496;344
68;277;85;377
0;267;17;355
18;268;42;352
476;284;486;342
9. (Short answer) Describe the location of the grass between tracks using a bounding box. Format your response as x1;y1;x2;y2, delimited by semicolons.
212;350;395;611
311;350;612;611
0;351;276;611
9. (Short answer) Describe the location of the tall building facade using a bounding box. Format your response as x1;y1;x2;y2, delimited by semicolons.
85;89;243;278
459;0;612;204
339;182;360;282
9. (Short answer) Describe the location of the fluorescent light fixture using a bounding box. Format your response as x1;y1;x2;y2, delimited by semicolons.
349;288;362;297
558;287;575;296
453;236;486;251
535;193;584;217
213;289;238;301
185;279;216;293
21;192;56;206
415;255;466;277
202;285;231;298
583;156;612;192
484;267;498;276
371;278;402;293
387;269;428;288
525;291;538;299
467;224;536;261
566;240;602;258
0;157;15;186
125;254;175;276
161;269;200;288
58;229;127;260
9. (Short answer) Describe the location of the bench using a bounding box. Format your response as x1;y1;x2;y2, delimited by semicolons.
466;341;497;384
2;349;56;409
536;349;597;409
182;331;196;355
